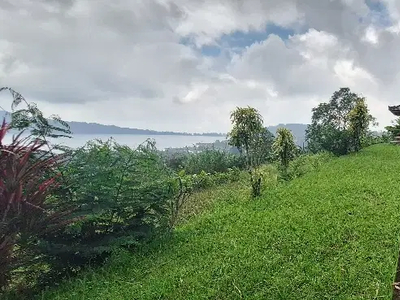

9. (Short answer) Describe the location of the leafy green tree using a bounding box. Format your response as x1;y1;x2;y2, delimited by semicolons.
348;98;376;151
306;87;376;155
227;106;269;197
227;107;264;160
0;87;71;141
272;128;297;176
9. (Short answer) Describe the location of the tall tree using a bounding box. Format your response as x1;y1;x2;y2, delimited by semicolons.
306;87;376;156
227;106;266;197
227;107;264;160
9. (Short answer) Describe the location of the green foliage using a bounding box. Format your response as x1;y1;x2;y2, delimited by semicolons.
227;106;264;158
176;168;241;191
38;144;400;300
257;164;279;191
36;138;175;279
285;152;333;180
348;98;376;152
306;87;376;156
168;175;192;228
227;106;272;198
163;152;187;171
30;138;242;284
0;87;71;140
249;127;275;165
272;127;298;176
359;131;391;148
173;149;246;175
0;121;78;290
167;168;241;227
385;117;400;140
4;86;394;299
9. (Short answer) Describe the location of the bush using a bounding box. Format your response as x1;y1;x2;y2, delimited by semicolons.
163;151;188;171
272;128;298;178
176;167;241;191
258;164;279;192
0;120;78;290
164;149;246;175
362;131;391;147
36;138;176;281
285;152;333;180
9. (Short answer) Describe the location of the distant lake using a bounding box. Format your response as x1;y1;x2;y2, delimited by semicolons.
2;133;225;150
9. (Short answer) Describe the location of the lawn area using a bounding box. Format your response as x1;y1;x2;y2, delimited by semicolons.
39;144;400;299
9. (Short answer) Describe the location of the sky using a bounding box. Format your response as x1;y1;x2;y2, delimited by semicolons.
1;0;400;133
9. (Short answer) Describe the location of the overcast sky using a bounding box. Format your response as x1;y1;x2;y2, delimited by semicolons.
1;0;400;133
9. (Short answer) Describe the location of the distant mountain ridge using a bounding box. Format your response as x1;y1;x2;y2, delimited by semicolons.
0;110;224;136
267;123;308;146
0;110;308;142
66;121;225;136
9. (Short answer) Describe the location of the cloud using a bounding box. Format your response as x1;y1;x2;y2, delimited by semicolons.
0;0;399;133
173;0;300;47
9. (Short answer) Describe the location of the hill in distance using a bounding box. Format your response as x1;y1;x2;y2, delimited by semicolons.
267;123;308;146
0;110;224;136
0;110;308;141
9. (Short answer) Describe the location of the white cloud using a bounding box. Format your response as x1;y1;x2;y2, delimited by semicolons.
0;0;399;134
362;26;379;44
173;0;299;47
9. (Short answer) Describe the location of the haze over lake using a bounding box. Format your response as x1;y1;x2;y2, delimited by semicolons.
3;133;224;150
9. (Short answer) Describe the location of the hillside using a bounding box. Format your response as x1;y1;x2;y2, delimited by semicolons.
39;144;400;299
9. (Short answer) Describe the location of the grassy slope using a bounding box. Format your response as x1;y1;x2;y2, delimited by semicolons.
41;145;400;300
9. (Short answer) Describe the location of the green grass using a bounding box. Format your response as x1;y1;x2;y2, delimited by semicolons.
39;144;400;299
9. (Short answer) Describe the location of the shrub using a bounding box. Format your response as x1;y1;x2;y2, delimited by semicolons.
175;167;241;192
362;131;391;147
164;149;246;175
272;128;298;179
163;151;188;171
168;173;193;228
182;149;246;175
285;152;333;180
0;120;77;290
258;164;279;192
37;138;175;280
27;139;243;285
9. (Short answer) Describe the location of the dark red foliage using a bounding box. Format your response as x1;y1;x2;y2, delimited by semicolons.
0;119;78;289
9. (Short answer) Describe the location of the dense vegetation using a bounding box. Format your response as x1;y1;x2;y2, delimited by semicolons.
0;86;398;299
34;144;400;299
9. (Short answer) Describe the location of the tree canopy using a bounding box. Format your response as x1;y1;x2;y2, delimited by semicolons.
306;87;376;156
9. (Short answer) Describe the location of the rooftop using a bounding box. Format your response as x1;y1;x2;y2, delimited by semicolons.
388;105;400;116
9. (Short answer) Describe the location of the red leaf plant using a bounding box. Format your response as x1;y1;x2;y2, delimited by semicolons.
0;119;78;289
